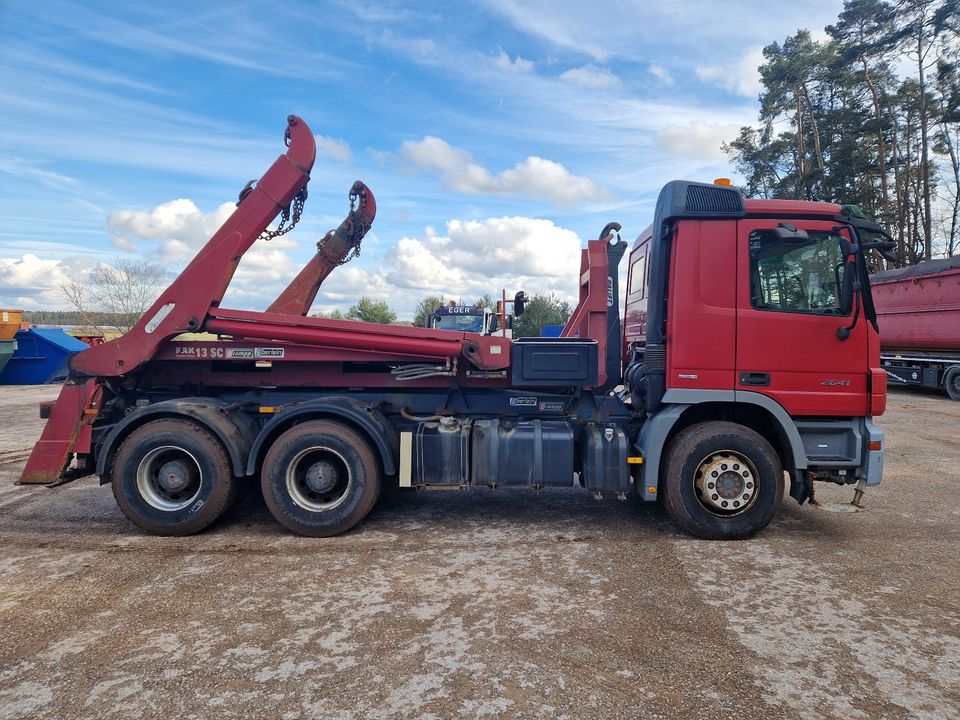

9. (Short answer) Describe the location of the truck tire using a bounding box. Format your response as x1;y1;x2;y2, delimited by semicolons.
111;419;237;536
260;420;381;537
945;367;960;401
661;421;783;540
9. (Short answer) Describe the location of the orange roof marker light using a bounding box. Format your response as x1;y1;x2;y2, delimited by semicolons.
713;177;732;186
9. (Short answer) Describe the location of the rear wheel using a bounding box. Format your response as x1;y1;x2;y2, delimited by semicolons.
260;420;381;537
945;366;960;401
112;419;237;535
662;421;784;540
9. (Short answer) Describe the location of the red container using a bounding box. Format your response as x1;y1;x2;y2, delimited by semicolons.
871;256;960;353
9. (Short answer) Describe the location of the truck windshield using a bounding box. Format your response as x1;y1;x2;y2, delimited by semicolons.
434;315;485;333
750;230;847;315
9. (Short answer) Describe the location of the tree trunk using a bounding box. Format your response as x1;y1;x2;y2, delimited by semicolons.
863;60;892;224
917;32;933;260
800;81;828;199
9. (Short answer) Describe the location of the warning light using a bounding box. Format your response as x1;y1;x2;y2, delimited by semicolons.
647;486;657;494
713;178;732;186
868;441;882;451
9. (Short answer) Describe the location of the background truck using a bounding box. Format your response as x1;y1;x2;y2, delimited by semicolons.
427;296;524;337
20;116;891;540
870;256;960;401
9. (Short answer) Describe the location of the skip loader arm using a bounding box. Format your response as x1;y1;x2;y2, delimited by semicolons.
267;181;376;316
20;115;318;485
70;115;317;378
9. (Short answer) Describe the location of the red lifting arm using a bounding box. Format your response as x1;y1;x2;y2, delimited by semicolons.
70;115;317;378
267;181;376;316
561;236;612;387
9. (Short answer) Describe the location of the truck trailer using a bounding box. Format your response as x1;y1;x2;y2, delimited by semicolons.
871;256;960;401
20;116;891;540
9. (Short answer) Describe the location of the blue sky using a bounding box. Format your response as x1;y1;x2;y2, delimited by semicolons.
0;0;846;318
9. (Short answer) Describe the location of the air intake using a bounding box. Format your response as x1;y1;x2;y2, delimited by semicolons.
684;184;745;215
654;180;747;224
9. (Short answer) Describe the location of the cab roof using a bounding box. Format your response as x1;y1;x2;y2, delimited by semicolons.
745;198;842;216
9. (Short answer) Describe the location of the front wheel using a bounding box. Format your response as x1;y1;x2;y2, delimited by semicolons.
661;421;784;540
260;420;381;537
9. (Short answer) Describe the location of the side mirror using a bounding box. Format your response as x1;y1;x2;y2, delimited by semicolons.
837;260;855;315
774;222;809;242
836;234;852;257
513;291;527;317
862;239;898;263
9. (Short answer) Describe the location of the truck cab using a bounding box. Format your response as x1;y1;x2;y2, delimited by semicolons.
623;181;887;518
428;302;511;337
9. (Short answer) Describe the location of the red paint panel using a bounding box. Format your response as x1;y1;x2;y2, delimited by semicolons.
138;361;511;390
206;308;512;370
870;368;887;417
666;220;737;391
562;238;612;386
19;379;101;484
734;219;869;417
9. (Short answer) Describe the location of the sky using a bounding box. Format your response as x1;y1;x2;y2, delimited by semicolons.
0;0;848;320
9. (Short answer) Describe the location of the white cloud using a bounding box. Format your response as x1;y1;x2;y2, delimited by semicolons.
655;121;741;160
0;212;590;319
103;197;307;310
315;135;353;163
310;216;586;319
108;199;238;263
648;63;674;85
696;47;765;97
396;136;612;206
0;253;93;307
558;65;621;90
494;50;534;73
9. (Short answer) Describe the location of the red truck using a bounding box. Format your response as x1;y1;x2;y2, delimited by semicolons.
871;256;960;401
20;116;892;539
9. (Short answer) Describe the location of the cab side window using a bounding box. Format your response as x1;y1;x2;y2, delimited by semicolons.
629;253;646;299
749;230;846;315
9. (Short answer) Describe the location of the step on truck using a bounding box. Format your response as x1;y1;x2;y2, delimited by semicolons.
20;116;893;539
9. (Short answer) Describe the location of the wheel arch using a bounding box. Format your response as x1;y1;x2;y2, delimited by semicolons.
96;399;257;485
247;397;398;478
636;390;807;500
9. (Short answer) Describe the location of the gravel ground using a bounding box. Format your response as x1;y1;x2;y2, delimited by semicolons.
0;384;958;719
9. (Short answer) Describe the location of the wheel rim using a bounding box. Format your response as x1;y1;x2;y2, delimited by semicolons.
285;447;352;512
136;446;203;511
693;451;758;516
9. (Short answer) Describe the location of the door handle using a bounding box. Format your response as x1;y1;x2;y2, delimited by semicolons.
739;372;770;387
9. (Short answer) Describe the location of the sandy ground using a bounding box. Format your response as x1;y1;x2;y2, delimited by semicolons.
0;384;958;719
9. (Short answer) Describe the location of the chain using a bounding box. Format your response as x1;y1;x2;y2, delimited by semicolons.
315;181;371;266
259;185;308;242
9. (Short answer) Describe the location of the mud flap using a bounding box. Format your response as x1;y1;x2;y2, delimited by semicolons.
789;469;812;505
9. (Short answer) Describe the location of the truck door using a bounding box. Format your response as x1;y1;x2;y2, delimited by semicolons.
735;219;869;416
